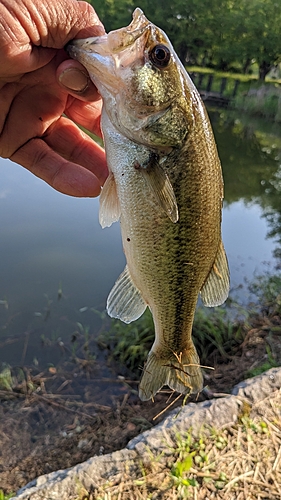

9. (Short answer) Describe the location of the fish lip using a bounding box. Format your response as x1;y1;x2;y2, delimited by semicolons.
65;35;117;90
66;8;150;59
65;35;109;57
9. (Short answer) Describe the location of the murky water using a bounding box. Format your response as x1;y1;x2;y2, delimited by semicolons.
0;109;280;369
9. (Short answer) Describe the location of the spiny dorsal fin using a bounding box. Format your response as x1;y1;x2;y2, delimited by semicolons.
140;153;178;223
200;240;230;307
99;172;121;228
107;265;147;323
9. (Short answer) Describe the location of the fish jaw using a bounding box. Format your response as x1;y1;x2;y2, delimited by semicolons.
66;9;150;97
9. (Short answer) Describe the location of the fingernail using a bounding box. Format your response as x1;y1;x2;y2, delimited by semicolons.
59;68;89;92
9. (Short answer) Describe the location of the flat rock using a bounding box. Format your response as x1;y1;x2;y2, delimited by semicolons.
11;367;281;500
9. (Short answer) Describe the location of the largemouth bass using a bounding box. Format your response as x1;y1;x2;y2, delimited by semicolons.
67;8;230;401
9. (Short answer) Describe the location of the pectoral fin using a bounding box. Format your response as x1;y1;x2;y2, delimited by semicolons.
140;154;178;223
99;172;121;228
200;241;230;307
107;265;147;323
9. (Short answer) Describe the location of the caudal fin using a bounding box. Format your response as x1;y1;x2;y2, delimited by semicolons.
138;345;203;401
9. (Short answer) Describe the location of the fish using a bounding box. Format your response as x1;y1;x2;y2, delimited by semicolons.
67;8;230;401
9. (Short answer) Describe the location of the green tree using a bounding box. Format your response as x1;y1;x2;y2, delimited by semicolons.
88;0;133;32
241;0;281;80
201;0;281;78
88;0;281;80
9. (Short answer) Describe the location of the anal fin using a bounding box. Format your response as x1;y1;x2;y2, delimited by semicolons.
107;265;147;323
99;172;121;228
200;240;230;307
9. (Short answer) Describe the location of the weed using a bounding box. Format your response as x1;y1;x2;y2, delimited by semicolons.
246;359;279;379
192;307;243;363
0;365;13;391
98;309;154;372
0;491;14;500
249;272;281;314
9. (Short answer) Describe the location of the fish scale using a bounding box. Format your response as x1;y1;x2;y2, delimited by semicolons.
67;8;230;401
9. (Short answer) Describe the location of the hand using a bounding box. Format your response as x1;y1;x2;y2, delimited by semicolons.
0;0;108;197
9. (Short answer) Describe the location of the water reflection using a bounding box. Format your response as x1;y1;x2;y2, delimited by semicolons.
209;110;281;292
0;111;280;368
211;110;281;266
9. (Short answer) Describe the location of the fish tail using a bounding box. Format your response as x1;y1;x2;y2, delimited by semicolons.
139;344;203;401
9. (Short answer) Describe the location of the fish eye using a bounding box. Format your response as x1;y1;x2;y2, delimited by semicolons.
149;44;171;69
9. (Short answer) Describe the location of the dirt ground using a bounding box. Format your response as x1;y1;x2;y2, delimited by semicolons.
1;309;281;495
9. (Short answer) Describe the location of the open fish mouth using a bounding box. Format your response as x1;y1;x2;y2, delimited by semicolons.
66;8;152;65
67;8;150;54
65;9;153;92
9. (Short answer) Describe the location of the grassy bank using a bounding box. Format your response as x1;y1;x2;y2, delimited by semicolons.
233;84;281;122
187;65;281;86
187;66;281;122
90;396;281;500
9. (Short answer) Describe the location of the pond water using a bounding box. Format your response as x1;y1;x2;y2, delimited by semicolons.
0;109;281;372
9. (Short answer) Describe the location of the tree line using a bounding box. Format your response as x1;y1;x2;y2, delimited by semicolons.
89;0;281;80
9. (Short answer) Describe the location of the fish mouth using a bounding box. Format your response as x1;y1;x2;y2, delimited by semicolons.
66;8;150;54
107;8;150;52
65;9;152;92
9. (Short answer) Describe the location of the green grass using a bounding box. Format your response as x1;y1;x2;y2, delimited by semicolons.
186;65;281;85
89;409;278;499
98;271;281;382
98;309;154;372
0;491;14;500
192;307;243;363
